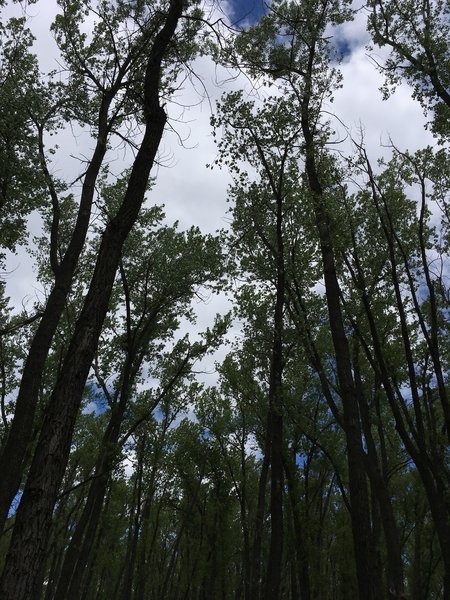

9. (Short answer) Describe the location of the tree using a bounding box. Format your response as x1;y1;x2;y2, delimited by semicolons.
211;87;310;599
342;142;450;596
1;0;449;597
50;203;225;599
217;1;381;596
0;1;204;597
0;10;46;264
368;0;450;137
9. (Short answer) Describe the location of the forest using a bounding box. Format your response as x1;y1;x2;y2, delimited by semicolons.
0;0;449;598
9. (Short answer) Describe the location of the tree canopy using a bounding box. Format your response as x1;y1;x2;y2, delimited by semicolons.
0;1;449;599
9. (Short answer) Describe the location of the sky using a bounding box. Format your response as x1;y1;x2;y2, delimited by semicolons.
2;0;436;390
227;0;268;24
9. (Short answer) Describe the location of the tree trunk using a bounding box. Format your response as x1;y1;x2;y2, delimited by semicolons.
0;122;108;535
353;343;404;598
53;462;111;598
53;369;134;599
352;204;450;596
301;92;374;597
250;448;269;600
264;178;285;600
120;459;142;600
0;4;183;597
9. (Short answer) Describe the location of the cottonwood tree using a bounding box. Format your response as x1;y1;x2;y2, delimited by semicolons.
211;87;310;599
340;143;450;596
47;201;226;599
0;10;46;263
0;0;205;597
213;0;450;596
368;0;450;137
1;0;449;598
215;1;383;597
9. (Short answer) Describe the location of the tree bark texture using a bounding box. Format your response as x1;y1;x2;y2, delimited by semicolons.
0;131;108;535
0;2;183;597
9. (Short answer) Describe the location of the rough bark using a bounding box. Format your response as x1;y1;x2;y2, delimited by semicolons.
0;3;183;597
0;124;108;534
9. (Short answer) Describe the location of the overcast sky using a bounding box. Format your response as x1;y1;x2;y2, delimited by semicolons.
2;0;435;382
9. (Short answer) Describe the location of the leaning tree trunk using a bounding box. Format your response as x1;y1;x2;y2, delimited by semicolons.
53;344;140;600
0;115;109;535
0;3;184;598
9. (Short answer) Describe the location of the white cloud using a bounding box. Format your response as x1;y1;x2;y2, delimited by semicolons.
2;0;437;388
332;44;434;160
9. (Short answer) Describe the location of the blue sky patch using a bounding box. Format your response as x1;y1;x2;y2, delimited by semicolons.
228;0;267;25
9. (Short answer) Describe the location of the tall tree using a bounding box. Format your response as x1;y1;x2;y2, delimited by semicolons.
344;142;450;596
0;1;203;597
51;204;225;599
219;2;380;596
368;0;450;137
0;0;180;533
212;89;308;599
